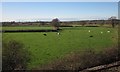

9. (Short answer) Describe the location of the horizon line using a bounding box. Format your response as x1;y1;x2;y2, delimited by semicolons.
2;19;119;22
2;16;118;22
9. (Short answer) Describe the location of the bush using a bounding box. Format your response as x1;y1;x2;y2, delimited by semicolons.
37;47;119;70
2;40;30;70
100;47;119;64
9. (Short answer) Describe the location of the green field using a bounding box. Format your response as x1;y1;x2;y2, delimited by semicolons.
2;27;118;69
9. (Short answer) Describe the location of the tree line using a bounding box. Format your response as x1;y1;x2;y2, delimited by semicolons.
2;19;120;28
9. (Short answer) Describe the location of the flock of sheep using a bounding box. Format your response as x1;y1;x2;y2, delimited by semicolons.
43;30;111;36
88;30;110;33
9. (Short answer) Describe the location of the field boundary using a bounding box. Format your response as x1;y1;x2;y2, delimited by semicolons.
1;29;59;33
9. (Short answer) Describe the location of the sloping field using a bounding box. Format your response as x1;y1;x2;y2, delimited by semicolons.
2;27;118;69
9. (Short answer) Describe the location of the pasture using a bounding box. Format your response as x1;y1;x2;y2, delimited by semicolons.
2;26;118;69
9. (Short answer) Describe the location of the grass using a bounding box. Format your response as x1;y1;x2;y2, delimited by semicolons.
2;26;118;69
0;47;1;69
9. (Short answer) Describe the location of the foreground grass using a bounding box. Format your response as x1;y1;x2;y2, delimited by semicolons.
2;27;118;69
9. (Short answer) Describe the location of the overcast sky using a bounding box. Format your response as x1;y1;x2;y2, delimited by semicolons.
2;2;118;22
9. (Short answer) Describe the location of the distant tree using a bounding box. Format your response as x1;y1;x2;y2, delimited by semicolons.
111;19;116;28
108;16;117;28
51;18;60;30
2;40;30;70
100;20;105;26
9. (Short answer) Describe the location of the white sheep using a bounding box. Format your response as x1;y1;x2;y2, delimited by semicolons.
88;30;91;32
101;32;103;34
107;31;110;33
57;32;60;35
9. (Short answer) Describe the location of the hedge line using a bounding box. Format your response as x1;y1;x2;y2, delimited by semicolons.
2;29;59;33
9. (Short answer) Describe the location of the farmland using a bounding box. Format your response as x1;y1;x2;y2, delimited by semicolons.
2;26;118;69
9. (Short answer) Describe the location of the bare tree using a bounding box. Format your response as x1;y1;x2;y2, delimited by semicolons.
111;19;115;28
108;16;117;28
51;18;60;30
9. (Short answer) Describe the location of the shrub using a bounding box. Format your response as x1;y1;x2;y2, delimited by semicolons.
101;47;119;64
35;47;119;70
2;40;30;70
